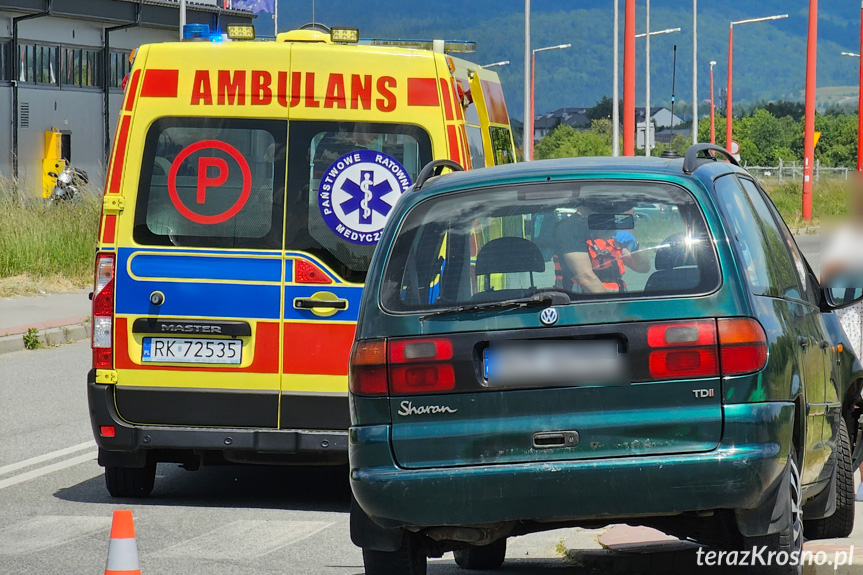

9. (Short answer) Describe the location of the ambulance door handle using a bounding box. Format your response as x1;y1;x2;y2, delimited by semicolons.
293;298;348;310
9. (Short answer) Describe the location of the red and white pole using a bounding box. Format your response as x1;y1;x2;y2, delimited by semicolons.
726;25;733;151
530;52;536;161
623;0;636;156
710;63;716;144
802;0;818;221
858;1;863;171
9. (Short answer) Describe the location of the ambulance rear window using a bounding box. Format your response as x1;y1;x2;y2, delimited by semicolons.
286;121;432;283
490;127;515;165
134;118;286;249
133;118;432;282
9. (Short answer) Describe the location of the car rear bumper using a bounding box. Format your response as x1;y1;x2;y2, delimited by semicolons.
350;402;794;528
87;371;347;464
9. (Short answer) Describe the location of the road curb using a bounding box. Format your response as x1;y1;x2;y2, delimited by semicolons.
0;322;90;355
790;225;821;235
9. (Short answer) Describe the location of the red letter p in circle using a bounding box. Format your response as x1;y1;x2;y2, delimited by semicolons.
167;140;252;225
197;157;229;204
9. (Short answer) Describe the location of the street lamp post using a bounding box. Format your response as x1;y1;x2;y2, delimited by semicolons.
843;49;863;172
726;14;789;152
802;0;817;222
613;0;620;156
645;0;650;157
635;27;681;156
843;5;863;173
624;0;635;156
524;0;531;161
179;0;187;39
530;44;571;161
483;61;511;68
709;61;717;144
692;0;698;145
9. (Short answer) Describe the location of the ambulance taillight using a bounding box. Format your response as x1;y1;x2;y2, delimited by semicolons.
92;253;115;369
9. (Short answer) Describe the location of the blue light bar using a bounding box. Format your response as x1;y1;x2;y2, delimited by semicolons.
183;24;210;40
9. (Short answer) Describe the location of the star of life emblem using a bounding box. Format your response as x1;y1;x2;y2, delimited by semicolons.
318;150;413;245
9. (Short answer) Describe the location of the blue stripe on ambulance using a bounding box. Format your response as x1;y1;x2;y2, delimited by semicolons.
115;248;282;319
129;253;284;283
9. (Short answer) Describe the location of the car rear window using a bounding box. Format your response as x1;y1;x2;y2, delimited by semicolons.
381;180;720;312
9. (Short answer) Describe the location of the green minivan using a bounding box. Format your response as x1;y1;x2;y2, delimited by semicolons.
348;146;863;575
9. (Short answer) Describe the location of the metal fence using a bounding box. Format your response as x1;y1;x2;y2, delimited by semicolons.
744;159;851;182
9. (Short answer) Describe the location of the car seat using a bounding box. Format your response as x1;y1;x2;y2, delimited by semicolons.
644;233;701;294
473;237;545;301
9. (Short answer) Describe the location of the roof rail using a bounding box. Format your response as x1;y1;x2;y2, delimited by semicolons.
682;143;740;175
413;160;464;191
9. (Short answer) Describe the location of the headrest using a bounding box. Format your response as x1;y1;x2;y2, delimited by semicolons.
475;237;545;276
655;234;698;271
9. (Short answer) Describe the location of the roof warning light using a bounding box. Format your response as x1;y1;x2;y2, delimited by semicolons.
331;27;360;43
227;25;256;40
182;24;211;40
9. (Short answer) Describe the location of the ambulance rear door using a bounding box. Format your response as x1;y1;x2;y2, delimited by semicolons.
464;62;516;166
278;43;442;430
112;42;291;430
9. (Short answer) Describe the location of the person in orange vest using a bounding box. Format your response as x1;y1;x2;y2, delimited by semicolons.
553;201;650;293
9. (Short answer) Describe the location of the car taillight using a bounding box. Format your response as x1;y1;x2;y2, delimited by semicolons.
646;318;767;380
718;318;768;375
349;337;457;397
349;339;388;396
389;338;455;394
92;253;115;369
647;320;719;379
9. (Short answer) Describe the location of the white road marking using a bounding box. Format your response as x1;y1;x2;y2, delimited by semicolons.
154;520;333;560
0;515;111;555
0;452;97;490
0;440;96;476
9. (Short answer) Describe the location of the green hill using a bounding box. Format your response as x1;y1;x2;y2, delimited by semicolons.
260;1;863;120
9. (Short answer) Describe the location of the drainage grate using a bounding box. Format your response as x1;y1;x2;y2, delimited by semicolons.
19;102;29;128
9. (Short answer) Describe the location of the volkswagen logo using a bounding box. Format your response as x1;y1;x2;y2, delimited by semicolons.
539;307;559;326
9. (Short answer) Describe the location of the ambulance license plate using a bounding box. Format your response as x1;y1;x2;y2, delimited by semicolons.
142;338;242;364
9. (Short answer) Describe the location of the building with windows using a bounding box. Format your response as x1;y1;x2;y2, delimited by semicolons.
0;0;253;196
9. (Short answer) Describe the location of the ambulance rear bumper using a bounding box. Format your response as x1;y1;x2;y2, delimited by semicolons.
87;372;347;465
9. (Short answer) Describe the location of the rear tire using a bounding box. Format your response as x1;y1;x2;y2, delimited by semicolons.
742;447;803;575
105;463;156;498
454;538;507;570
362;535;427;575
804;418;855;539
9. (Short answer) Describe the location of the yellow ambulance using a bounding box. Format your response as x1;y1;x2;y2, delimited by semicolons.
87;23;516;497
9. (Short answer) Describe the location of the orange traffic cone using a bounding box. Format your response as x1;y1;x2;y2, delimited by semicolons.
104;510;141;575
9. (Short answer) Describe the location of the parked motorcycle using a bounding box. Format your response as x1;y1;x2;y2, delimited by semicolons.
47;166;89;204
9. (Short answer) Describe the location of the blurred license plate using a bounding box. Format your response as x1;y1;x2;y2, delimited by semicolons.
142;338;242;364
484;340;627;387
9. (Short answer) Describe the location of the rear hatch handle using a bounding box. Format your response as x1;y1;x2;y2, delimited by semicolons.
532;431;580;449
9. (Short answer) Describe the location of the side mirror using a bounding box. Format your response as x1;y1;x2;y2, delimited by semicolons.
823;287;863;309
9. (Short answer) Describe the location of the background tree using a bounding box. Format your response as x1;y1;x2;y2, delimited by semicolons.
586;96;613;121
534;123;611;159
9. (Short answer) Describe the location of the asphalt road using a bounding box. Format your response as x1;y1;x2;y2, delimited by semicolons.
2;240;860;575
795;233;822;276
0;341;592;574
